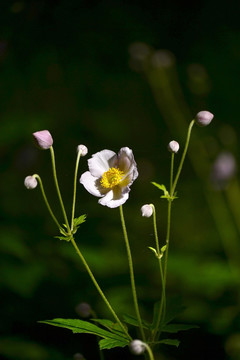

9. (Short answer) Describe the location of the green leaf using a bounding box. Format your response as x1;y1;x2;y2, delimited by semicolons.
148;247;158;257
99;338;129;350
164;298;186;325
157;339;180;347
39;318;127;341
162;323;199;333
151;182;169;196
123;314;151;330
92;319;128;337
73;215;87;227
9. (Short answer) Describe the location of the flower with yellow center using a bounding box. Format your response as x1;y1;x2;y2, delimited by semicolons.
80;147;138;208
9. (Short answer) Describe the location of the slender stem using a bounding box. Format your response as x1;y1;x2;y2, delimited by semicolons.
119;205;146;342
70;236;131;341
71;149;82;230
145;343;155;360
151;205;166;339
50;146;70;233
171;120;195;196
170;153;174;191
34;174;61;229
151;205;160;255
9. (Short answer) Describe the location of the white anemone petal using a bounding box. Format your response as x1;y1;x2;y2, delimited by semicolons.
88;150;117;177
80;171;102;197
98;186;130;208
118;147;138;183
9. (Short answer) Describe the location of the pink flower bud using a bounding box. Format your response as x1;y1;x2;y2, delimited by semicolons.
168;140;179;153
77;145;88;157
33;130;53;149
75;302;92;318
195;111;214;127
73;354;85;360
141;204;153;218
24;175;38;189
130;340;146;355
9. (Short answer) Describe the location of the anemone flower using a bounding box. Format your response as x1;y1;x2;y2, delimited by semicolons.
80;147;138;208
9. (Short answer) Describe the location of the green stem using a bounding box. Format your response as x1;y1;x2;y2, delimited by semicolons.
151;205;166;339
50;146;70;233
171;120;195;196
119;205;146;342
70;236;131;341
34;174;61;229
170;153;174;191
71;149;82;230
145;343;155;360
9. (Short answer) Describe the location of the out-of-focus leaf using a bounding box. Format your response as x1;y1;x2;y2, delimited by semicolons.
162;323;199;333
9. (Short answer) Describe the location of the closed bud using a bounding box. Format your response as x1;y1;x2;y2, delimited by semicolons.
73;353;85;360
77;145;88;157
130;340;146;355
195;111;214;127
168;140;179;153
24;175;38;189
141;204;153;218
33;130;53;149
210;151;237;190
75;302;92;318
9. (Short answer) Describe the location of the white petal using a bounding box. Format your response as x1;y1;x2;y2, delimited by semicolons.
98;187;130;208
88;150;117;178
118;147;138;184
80;171;103;197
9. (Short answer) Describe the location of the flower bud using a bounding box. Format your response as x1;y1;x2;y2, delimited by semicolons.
77;145;88;157
75;302;92;318
73;353;85;360
141;204;153;218
194;111;214;127
33;130;53;149
210;151;237;190
168;140;179;153
129;340;146;355
24;175;38;189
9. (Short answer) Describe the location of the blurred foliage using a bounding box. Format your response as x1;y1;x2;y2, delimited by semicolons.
1;0;240;359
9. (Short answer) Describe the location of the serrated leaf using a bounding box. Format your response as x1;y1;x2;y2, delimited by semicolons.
164;298;186;325
73;215;87;227
151;182;168;195
162;323;199;333
54;236;69;241
92;319;128;338
99;337;129;350
123;314;151;330
39;318;127;341
157;339;180;347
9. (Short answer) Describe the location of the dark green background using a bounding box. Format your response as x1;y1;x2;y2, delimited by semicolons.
1;1;240;359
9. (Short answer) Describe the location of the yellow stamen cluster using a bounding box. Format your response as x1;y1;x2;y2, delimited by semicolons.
100;167;124;189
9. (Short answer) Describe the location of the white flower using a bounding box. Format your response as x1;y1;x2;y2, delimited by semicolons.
141;204;153;217
80;147;138;208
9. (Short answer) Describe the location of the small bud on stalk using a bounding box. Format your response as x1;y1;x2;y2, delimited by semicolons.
194;111;214;127
33;130;53;149
75;302;92;318
77;145;88;157
24;175;38;189
141;204;153;218
73;353;85;360
130;340;146;355
168;140;179;154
